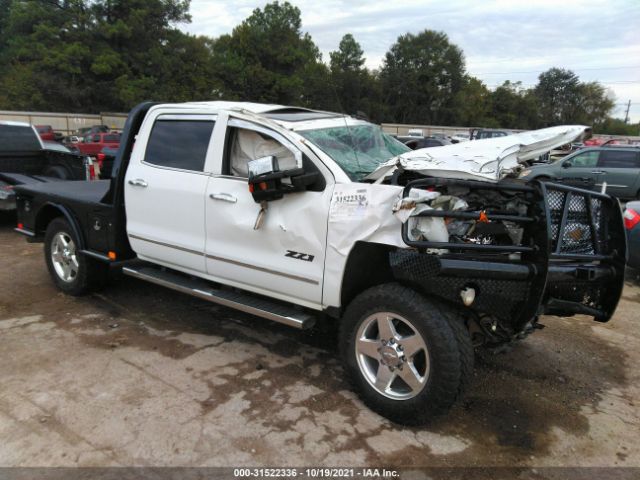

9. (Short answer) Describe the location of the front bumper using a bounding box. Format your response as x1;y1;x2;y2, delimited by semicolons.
392;179;626;327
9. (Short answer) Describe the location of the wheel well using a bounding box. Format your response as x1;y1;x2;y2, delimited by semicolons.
340;242;395;310
35;205;64;235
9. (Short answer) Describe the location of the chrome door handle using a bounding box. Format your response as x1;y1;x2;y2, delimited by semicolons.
209;193;237;203
128;179;148;187
590;171;605;175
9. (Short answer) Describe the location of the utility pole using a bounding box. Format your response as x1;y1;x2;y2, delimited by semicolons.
624;99;631;123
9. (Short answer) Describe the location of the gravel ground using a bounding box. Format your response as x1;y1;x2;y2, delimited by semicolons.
0;212;638;469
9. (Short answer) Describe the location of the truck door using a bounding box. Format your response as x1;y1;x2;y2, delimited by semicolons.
596;149;640;199
204;118;332;308
125;114;217;273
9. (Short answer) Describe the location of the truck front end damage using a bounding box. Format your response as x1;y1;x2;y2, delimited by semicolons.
390;178;626;347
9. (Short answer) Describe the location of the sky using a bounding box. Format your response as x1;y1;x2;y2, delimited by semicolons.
183;0;640;123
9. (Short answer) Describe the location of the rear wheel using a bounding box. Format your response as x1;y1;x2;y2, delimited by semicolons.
340;283;473;425
44;217;108;295
43;166;71;179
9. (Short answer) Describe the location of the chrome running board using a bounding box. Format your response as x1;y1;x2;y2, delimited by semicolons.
122;264;315;329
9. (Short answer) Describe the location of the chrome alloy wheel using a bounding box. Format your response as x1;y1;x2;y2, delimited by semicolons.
355;312;430;400
50;232;79;283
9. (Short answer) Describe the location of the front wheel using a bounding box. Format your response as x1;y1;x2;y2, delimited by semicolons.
340;283;473;425
44;217;108;295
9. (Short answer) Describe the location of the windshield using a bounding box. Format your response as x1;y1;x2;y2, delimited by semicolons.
299;124;410;181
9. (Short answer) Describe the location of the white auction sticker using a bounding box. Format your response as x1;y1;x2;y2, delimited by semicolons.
329;187;369;220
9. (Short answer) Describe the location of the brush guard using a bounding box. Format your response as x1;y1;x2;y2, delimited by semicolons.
391;178;626;330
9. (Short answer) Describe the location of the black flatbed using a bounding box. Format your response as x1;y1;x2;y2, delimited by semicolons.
15;179;110;206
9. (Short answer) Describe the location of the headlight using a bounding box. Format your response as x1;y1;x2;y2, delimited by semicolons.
519;169;533;178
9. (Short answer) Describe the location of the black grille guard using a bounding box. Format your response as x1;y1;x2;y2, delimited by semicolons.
392;178;626;328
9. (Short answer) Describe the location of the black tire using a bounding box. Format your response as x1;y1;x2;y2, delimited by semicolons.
441;306;474;399
44;217;108;295
340;283;473;425
43;166;71;179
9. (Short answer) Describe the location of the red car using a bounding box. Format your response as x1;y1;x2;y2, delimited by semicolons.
77;132;121;156
35;125;56;142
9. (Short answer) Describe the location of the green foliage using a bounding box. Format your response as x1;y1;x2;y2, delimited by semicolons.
490;81;538;129
328;33;381;118
0;1;629;136
453;76;494;127
210;1;322;105
595;118;640;136
380;30;465;125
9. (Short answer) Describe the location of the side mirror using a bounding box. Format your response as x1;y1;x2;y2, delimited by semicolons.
248;156;279;178
562;161;572;169
247;156;286;203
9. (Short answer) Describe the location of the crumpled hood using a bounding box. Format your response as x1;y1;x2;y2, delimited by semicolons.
365;125;590;183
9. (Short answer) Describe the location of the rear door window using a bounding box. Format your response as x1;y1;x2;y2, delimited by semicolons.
599;150;639;168
145;120;215;172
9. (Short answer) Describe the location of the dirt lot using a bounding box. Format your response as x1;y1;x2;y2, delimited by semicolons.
0;212;638;469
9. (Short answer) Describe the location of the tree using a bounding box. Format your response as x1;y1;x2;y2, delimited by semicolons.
0;0;209;112
210;1;322;105
330;33;365;72
452;76;494;127
533;68;615;127
596;118;640;136
489;81;539;129
533;68;584;126
380;30;465;125
574;81;615;127
328;34;375;116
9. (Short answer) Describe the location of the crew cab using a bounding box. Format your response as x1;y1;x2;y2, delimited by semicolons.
77;132;120;157
0;121;96;211
13;102;626;425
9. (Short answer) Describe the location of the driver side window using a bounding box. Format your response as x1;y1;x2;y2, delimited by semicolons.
225;127;297;178
569;151;599;167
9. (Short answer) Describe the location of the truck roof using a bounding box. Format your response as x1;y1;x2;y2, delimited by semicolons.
0;120;32;128
152;101;354;131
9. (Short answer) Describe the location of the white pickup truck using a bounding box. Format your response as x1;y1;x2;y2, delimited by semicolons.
14;102;626;424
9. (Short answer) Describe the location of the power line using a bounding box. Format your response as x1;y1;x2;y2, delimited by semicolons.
472;65;640;75
485;80;640;87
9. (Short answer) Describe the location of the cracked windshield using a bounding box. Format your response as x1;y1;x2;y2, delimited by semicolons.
300;124;410;181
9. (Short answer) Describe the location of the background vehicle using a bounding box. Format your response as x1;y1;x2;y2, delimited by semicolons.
624;201;640;269
77;132;120;157
96;146;118;178
450;133;469;143
73;125;110;137
0;121;95;210
403;136;452;149
469;128;512;140
13;102;626;425
35;125;55;141
519;146;640;199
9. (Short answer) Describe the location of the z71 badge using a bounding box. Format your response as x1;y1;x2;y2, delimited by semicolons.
285;250;315;262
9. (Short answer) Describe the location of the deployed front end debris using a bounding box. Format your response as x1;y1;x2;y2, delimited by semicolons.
389;177;626;347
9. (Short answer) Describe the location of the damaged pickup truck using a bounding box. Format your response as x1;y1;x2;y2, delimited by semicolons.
13;102;626;425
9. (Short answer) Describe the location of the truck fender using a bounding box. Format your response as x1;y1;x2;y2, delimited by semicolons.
35;202;86;250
